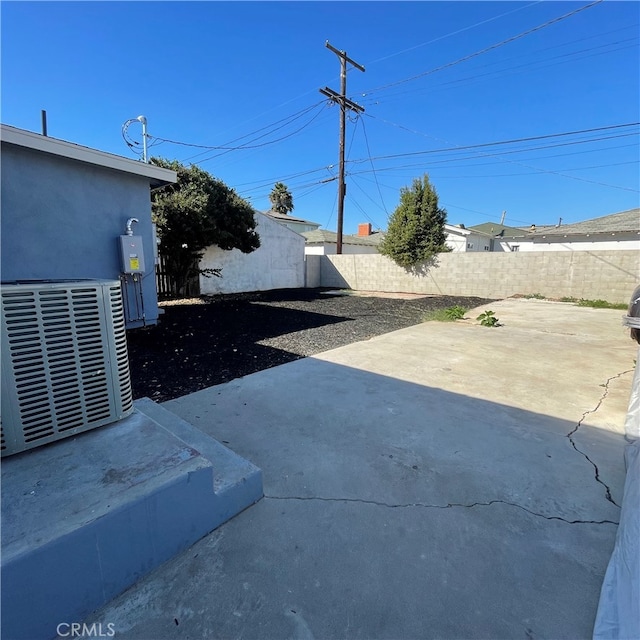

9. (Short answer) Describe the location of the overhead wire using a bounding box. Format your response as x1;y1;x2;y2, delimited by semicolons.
395;160;638;181
346;141;640;177
360;0;605;97
364;39;638;106
362;0;544;67
349;122;639;163
144;101;328;164
358;115;389;216
359;24;638;106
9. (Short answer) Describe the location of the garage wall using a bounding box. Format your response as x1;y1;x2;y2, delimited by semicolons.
199;212;305;295
313;250;639;303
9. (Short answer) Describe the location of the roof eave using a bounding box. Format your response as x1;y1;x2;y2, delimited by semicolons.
1;124;177;187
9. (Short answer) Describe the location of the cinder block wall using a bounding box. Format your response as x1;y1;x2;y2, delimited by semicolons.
315;251;639;303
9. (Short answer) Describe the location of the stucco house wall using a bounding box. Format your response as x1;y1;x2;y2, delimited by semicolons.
445;225;492;252
522;234;639;252
304;243;380;256
199;212;305;295
0;125;176;329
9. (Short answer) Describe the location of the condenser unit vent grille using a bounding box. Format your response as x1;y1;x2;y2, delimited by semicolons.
1;280;134;456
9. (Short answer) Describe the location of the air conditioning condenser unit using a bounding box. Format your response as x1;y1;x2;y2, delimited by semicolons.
1;279;134;456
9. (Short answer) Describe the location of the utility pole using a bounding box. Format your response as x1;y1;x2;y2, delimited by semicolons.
320;41;365;254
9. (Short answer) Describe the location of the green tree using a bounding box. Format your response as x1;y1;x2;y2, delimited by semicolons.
269;182;294;215
151;158;260;296
379;174;449;268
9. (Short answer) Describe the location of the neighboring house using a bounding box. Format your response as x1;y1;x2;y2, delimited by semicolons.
523;208;640;252
198;211;305;294
468;222;536;252
470;209;640;252
444;224;493;252
302;223;384;255
264;210;321;234
1;124;177;328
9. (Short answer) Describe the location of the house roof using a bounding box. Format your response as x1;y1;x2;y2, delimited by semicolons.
264;210;321;227
529;208;640;238
468;222;531;238
302;229;384;246
445;224;493;238
1;124;177;188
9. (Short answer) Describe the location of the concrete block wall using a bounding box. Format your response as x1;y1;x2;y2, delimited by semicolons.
315;250;639;303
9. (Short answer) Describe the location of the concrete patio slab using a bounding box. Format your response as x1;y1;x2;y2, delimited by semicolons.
83;299;636;639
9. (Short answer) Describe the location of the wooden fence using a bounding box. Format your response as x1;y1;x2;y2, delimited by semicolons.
155;253;200;299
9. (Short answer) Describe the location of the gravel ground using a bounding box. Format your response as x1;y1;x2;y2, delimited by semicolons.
126;288;498;402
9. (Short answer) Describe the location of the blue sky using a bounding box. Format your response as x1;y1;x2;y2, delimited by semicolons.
2;1;638;233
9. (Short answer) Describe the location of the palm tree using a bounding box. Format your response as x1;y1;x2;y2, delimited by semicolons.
269;182;294;215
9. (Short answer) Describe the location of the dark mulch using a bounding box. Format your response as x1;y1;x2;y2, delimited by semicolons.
126;288;497;402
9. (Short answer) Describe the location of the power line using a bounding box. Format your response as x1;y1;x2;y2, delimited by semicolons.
359;116;389;216
145;102;327;164
194;104;329;166
363;39;638;107
351;121;639;163
361;0;604;97
437;160;640;177
347;134;639;192
347;142;639;176
363;1;544;67
359;23;638;106
348;134;637;171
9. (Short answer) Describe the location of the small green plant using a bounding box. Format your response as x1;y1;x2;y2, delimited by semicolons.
477;310;500;327
560;296;578;303
524;293;545;299
444;305;467;320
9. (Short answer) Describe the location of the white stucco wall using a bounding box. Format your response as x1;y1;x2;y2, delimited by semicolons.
494;234;639;252
304;243;379;255
446;231;491;252
199;212;305;294
445;235;467;252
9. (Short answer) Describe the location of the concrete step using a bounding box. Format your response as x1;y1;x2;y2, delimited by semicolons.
1;398;263;640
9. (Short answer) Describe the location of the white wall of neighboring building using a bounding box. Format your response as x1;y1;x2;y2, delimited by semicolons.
304;243;380;256
199;212;305;294
445;234;467;252
493;239;535;252
494;235;640;252
445;226;491;252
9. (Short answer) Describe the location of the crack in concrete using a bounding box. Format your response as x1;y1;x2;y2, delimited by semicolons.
566;369;633;508
265;495;618;525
